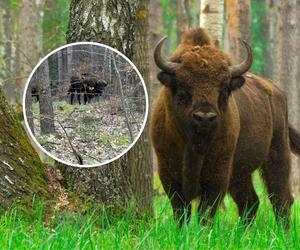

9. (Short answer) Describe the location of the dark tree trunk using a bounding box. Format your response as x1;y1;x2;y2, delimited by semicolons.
0;92;52;212
130;0;153;214
63;0;153;214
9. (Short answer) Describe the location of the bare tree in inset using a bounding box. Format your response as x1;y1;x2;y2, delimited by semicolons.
36;60;55;134
111;53;134;142
25;85;35;135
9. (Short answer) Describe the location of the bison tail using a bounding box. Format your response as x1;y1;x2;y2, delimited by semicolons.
289;125;300;156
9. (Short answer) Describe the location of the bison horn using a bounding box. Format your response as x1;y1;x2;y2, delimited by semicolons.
229;40;253;78
154;36;181;74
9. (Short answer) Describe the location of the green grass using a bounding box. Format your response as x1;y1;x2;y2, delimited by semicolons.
0;174;299;250
97;135;131;146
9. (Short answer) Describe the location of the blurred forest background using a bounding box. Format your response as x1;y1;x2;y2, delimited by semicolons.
0;0;299;223
0;1;299;248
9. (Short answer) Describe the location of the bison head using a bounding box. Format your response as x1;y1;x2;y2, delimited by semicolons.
154;31;252;139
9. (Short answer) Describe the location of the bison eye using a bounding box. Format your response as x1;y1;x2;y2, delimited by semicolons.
177;91;191;106
218;86;230;110
220;86;228;94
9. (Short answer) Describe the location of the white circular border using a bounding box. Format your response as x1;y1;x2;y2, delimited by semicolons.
23;42;149;168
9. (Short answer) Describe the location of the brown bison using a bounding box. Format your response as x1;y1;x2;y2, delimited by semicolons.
151;28;300;227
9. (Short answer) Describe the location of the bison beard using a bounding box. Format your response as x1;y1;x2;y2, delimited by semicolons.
151;28;299;228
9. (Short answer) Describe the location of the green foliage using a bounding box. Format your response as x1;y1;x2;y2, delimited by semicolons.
97;135;130;146
161;0;198;52
161;0;178;52
251;0;267;76
42;0;70;54
0;174;299;249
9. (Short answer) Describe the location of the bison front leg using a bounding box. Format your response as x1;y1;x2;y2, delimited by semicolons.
159;172;191;226
198;157;232;224
70;93;74;104
197;182;226;224
182;145;203;204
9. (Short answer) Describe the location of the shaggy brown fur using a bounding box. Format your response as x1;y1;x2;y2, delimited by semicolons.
151;28;300;227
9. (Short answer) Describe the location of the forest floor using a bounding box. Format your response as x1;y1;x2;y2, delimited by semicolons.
0;173;299;249
31;100;145;166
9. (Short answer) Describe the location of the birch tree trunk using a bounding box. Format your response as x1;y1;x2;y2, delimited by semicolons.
63;0;153;214
25;85;34;135
277;0;299;198
129;0;153;214
15;0;39;103
199;0;224;47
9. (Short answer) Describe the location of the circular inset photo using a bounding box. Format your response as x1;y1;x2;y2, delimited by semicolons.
23;42;148;167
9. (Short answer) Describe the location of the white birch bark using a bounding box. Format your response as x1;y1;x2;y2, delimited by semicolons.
199;0;224;47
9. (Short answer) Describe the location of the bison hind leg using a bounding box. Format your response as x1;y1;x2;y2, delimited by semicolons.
261;134;294;229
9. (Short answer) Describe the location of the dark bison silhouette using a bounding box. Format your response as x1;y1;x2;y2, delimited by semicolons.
151;28;300;228
68;73;107;105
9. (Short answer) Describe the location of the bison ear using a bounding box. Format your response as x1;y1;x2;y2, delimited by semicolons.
229;76;245;91
157;72;176;90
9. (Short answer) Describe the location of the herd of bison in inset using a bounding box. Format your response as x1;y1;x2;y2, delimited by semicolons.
31;67;108;105
25;44;146;166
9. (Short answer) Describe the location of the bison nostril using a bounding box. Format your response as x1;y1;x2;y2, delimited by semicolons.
193;111;217;124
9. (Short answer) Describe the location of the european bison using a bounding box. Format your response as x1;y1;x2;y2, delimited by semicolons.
68;75;83;104
31;81;59;102
81;73;107;103
151;28;300;227
68;73;107;105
